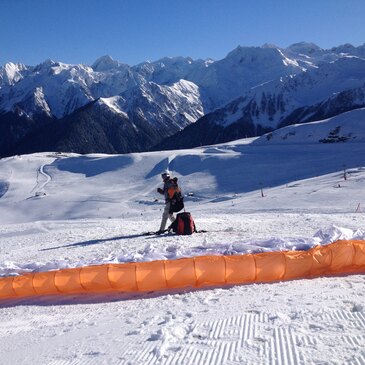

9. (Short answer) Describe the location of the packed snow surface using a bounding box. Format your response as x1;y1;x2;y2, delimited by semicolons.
0;134;364;364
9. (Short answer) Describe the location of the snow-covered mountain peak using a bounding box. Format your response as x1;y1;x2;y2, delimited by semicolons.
153;56;199;68
262;43;279;49
226;44;274;57
33;59;57;72
132;55;208;86
39;58;56;66
191;45;305;109
286;42;323;55
225;45;269;61
49;62;77;75
170;79;200;94
284;42;365;67
112;77;204;132
0;62;28;86
330;43;365;59
3;61;27;72
330;43;357;55
91;55;125;72
229;55;365;123
224;45;300;70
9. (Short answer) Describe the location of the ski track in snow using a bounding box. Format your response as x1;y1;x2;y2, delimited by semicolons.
0;168;12;199
0;277;364;365
30;162;53;196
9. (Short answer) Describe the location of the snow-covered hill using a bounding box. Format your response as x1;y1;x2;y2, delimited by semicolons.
254;107;365;145
0;126;365;363
1;42;365;156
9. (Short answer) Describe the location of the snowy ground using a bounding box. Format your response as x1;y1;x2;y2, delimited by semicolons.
0;135;365;364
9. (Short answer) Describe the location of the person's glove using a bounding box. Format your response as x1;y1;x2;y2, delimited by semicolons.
157;188;164;194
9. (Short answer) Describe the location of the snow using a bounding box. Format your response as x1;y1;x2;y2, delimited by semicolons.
254;107;365;144
0;62;27;85
277;49;300;68
0;134;365;364
30;86;52;117
98;96;128;117
216;55;365;129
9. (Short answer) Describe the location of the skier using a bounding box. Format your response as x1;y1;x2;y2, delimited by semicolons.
156;170;179;234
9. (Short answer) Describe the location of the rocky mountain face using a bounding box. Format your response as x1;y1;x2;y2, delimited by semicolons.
1;42;365;156
11;100;161;155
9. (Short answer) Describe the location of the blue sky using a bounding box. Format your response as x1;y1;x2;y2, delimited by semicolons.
1;0;365;66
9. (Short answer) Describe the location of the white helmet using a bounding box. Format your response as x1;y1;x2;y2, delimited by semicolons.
161;170;170;180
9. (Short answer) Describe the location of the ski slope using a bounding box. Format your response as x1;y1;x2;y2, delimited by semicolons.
0;134;365;364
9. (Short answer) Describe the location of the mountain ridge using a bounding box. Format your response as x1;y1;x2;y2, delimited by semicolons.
1;42;365;156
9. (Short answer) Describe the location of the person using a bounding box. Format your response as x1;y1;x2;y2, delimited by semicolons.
156;171;178;234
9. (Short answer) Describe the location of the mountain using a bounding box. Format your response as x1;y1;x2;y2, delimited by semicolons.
9;79;204;156
1;42;365;156
133;46;305;109
155;55;365;150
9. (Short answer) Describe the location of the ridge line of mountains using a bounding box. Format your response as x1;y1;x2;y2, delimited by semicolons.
1;41;365;157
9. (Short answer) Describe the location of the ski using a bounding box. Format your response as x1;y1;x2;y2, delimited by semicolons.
143;229;169;236
142;229;208;236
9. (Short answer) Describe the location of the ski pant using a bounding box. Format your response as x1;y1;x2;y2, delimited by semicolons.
159;202;175;231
